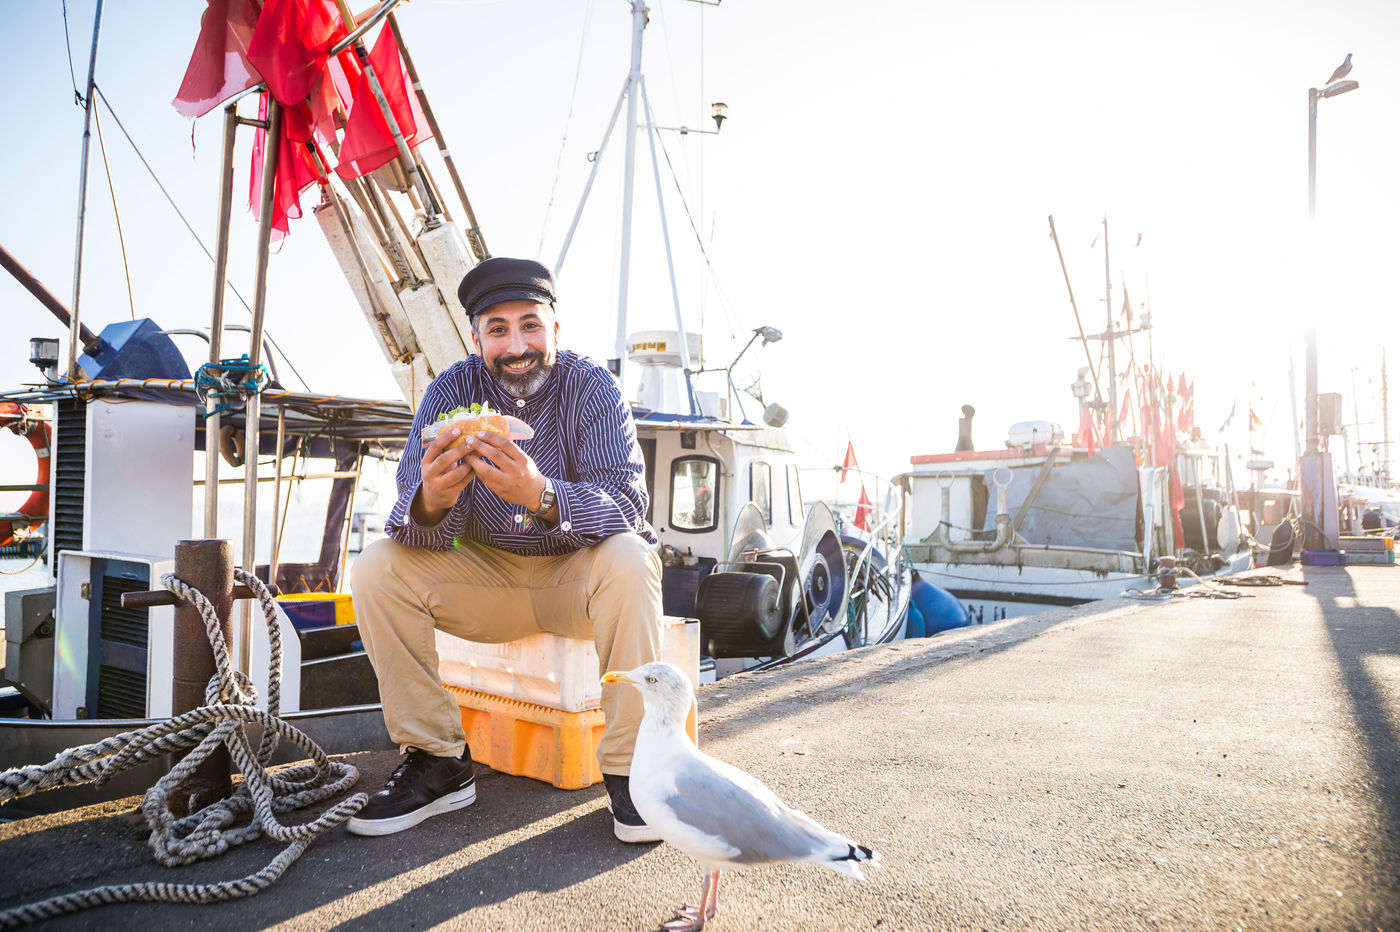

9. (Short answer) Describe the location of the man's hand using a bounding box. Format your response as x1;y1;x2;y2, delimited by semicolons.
410;426;476;526
459;429;550;515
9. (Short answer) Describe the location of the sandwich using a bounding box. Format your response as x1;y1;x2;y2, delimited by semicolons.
421;403;534;447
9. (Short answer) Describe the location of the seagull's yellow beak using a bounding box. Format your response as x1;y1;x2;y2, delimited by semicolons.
601;670;632;685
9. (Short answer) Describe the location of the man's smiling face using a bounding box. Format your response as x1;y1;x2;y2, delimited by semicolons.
471;300;559;398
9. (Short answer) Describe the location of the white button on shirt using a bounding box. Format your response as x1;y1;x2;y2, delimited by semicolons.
560;521;572;532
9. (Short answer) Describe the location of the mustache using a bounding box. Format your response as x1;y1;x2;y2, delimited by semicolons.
494;351;544;370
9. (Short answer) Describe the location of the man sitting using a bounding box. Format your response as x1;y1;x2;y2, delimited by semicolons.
348;257;662;843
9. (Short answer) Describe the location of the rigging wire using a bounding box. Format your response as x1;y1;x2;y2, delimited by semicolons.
61;0;84;106
651;127;742;342
91;101;137;321
91;85;310;392
537;0;597;260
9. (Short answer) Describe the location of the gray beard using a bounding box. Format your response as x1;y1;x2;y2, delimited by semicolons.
495;360;552;398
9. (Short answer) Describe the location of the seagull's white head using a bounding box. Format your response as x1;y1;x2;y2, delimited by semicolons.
602;661;694;719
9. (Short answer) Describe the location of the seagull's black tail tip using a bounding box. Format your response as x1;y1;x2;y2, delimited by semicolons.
839;843;880;864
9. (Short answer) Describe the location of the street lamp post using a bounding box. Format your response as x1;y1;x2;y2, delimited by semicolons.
1301;72;1359;550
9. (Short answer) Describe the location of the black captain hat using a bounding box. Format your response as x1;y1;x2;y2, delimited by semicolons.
457;257;556;318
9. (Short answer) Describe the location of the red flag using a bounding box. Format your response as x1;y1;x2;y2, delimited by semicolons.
1118;389;1132;438
247;0;346;108
305;45;360;143
840;441;858;484
854;486;873;532
172;0;264;118
1249;408;1264;429
1076;403;1097;456
335;26;432;180
1120;287;1133;327
1168;465;1187;548
249;96;326;238
1177;378;1195;432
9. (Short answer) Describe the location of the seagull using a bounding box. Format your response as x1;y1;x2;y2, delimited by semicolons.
601;662;879;931
1326;53;1353;84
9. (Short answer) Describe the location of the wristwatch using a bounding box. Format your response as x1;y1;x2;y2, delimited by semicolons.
531;477;556;517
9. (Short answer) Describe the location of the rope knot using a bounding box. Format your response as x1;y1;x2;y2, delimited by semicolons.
194;356;272;420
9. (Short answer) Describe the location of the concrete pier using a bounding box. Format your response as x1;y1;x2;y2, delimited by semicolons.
2;565;1398;930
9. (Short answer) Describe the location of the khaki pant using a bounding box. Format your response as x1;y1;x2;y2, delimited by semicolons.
349;532;663;775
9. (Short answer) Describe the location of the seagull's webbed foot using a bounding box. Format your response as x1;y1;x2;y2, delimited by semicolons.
658;870;720;931
660;906;707;931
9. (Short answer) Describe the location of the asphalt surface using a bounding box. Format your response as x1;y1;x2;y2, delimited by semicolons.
2;564;1398;931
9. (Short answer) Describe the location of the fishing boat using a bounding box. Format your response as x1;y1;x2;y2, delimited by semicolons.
1;0;908;815
896;216;1252;623
538;0;911;678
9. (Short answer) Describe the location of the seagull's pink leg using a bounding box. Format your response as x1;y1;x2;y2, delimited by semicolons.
704;870;720;920
661;872;716;931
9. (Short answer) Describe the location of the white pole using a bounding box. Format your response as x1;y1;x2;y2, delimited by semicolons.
67;0;104;381
240;99;282;673
555;78;630;276
613;0;649;377
640;78;696;414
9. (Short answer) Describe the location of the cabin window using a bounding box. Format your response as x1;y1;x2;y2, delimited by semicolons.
670;456;720;532
786;463;804;526
750;461;773;525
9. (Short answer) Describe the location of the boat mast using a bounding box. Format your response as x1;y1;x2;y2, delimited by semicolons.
554;0;704;409
67;0;104;380
1384;351;1391;482
613;0;648;377
1102;213;1118;444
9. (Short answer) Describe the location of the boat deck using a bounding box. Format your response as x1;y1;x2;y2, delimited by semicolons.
3;565;1399;930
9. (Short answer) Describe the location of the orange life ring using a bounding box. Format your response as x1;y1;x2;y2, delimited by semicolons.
0;402;50;547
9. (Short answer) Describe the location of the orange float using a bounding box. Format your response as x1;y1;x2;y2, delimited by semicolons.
0;402;51;547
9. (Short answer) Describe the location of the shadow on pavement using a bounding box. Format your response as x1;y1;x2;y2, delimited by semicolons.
1303;567;1400;871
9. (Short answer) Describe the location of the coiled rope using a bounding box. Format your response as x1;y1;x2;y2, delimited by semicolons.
194;356;272;419
0;569;366;928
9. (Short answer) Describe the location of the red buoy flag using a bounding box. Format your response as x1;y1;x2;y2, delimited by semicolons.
172;0;264;118
840;441;858;484
335;26;432;180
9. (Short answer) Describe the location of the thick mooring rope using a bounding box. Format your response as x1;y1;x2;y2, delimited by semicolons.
0;569;367;928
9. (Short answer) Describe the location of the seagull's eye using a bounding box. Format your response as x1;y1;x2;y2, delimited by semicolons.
646;676;658;683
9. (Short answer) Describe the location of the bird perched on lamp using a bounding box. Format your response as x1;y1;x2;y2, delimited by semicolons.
601;662;880;931
1326;53;1353;84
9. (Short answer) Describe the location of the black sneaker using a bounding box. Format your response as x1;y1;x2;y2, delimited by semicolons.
347;747;476;837
604;773;662;843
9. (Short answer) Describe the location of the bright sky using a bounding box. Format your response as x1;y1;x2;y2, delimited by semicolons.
4;0;1400;517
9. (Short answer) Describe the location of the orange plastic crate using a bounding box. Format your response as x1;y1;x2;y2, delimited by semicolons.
443;684;697;790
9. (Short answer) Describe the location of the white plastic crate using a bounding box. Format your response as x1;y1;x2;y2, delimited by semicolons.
436;616;700;712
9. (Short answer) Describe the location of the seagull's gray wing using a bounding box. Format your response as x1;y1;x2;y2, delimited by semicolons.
661;755;846;867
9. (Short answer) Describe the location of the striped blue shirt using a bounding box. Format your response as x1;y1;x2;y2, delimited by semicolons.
386;350;656;554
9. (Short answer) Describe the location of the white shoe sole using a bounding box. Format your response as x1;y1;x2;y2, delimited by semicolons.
613;818;663;844
606;793;663;843
347;782;477;837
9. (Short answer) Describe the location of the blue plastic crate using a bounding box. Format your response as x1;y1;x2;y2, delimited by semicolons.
1301;549;1345;566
